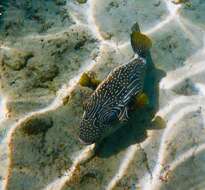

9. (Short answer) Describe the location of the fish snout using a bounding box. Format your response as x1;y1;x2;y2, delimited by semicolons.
79;118;101;145
78;137;94;145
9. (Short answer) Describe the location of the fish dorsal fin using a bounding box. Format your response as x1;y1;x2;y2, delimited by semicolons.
79;72;102;89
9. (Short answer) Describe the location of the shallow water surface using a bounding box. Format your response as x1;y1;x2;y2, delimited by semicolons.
0;0;205;190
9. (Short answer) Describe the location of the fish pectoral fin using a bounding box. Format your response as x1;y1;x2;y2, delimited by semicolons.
101;109;119;124
118;107;129;122
79;71;102;90
135;93;149;108
151;115;166;129
90;78;102;89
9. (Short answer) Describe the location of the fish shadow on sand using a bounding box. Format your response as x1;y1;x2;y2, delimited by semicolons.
96;52;166;158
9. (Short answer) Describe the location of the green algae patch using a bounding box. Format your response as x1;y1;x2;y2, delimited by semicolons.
27;58;59;83
172;0;189;4
21;116;53;135
79;72;101;89
54;0;66;6
171;0;193;8
76;0;87;4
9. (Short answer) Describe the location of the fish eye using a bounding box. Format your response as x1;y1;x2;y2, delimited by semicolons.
102;111;118;124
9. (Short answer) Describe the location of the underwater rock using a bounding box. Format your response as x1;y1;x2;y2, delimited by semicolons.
0;0;73;39
55;0;67;6
0;24;98;103
21;115;53;135
1;48;33;71
6;97;54;117
27;57;59;83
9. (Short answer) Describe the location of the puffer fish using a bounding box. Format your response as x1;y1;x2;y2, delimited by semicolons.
79;30;152;145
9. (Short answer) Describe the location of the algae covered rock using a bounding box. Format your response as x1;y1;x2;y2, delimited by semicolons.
1;48;33;70
55;0;67;6
0;0;73;39
0;24;98;102
27;57;59;83
21;115;53;135
76;0;88;4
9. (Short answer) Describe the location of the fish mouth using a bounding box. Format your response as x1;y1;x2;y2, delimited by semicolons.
78;137;94;145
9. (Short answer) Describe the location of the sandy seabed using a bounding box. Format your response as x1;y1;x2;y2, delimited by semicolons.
0;0;205;189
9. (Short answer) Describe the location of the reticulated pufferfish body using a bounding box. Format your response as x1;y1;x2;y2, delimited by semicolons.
79;57;147;144
79;29;152;144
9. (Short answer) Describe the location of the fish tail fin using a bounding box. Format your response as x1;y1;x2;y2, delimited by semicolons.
130;31;152;58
